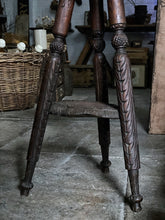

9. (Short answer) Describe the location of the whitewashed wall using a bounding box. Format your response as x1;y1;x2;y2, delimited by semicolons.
125;0;157;23
1;0;18;32
28;0;157;64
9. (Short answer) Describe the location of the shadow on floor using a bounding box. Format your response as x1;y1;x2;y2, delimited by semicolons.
76;146;126;199
147;211;165;220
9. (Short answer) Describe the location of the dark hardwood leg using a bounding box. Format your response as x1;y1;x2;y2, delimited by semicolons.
107;0;143;211
90;0;111;173
21;0;75;196
128;170;143;212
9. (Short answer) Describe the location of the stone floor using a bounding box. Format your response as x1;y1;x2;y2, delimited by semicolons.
0;88;165;220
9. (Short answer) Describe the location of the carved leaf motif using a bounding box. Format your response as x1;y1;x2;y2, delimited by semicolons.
114;53;140;170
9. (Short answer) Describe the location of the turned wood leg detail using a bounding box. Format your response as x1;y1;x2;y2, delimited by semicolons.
21;0;75;196
128;170;143;212
90;0;111;173
107;0;143;212
21;37;65;196
94;53;111;173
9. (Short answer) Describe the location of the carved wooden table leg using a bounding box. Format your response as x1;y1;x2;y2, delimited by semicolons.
21;0;75;196
90;0;111;173
107;0;143;212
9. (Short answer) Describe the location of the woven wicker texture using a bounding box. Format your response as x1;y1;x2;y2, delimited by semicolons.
0;52;44;111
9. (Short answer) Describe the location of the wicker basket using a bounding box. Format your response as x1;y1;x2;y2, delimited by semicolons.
0;52;44;111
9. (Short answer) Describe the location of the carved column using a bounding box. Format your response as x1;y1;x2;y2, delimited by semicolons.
90;0;111;172
107;0;143;212
21;0;75;196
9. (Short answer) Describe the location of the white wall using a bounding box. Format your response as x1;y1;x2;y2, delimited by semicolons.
29;0;157;64
1;0;18;32
125;0;157;23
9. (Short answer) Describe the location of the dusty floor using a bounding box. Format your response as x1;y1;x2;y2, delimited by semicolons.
0;88;165;220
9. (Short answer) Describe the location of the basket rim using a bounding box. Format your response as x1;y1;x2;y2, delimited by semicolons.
0;52;44;63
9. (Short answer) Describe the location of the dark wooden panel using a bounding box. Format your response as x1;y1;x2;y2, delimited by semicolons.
18;0;29;15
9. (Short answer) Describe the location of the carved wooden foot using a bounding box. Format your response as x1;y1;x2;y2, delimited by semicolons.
21;160;35;196
100;158;111;173
128;170;143;212
90;0;111;173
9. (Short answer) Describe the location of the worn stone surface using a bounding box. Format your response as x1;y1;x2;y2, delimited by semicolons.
0;88;165;219
0;150;127;220
0;120;31;148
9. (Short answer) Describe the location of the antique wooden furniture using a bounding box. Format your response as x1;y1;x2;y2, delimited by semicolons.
75;24;155;65
21;0;143;212
73;24;155;87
